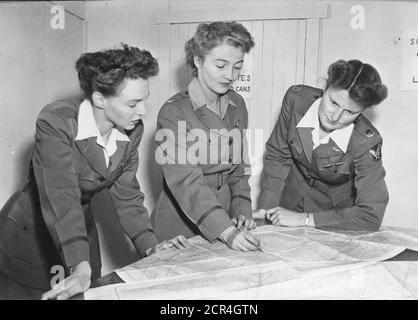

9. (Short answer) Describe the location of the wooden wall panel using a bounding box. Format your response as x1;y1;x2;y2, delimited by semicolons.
304;18;321;87
157;23;170;106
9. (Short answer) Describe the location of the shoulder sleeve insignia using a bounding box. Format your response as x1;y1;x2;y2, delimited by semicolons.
369;144;382;161
365;129;374;138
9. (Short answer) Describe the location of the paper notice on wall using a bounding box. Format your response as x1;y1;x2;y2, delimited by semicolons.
401;29;418;90
232;53;253;99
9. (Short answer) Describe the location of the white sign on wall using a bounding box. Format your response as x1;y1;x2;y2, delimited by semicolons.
401;30;418;91
232;53;253;99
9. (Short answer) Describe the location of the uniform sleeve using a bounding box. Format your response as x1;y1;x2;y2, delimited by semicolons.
258;87;295;209
32;110;90;269
313;138;389;232
108;124;158;258
156;103;234;242
228;103;252;219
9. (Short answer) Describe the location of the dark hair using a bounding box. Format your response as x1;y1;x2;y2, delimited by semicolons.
325;59;387;109
185;21;255;76
75;43;159;101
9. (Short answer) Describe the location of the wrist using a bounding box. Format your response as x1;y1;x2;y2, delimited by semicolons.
305;213;315;227
253;209;267;220
145;246;155;256
70;260;92;278
304;213;309;227
133;232;159;258
219;225;236;243
309;213;316;227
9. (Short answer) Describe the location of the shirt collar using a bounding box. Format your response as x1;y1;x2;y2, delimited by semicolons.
296;97;354;153
187;77;236;119
75;99;130;142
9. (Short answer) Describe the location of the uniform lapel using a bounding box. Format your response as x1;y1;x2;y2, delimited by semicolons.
75;138;108;179
293;96;320;164
294;108;313;163
73;101;108;179
296;127;314;163
108;140;130;175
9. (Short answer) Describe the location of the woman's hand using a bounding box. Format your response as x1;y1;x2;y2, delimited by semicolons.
266;207;306;227
146;235;191;256
252;209;267;220
222;228;260;252
41;261;91;300
232;214;256;231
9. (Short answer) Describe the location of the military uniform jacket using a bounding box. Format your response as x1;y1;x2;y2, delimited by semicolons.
0;99;157;289
259;85;389;231
151;82;252;242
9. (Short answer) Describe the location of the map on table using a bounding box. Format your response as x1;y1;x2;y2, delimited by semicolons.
85;225;418;300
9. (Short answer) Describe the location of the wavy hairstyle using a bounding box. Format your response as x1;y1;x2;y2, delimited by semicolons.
185;21;255;76
325;59;388;109
75;43;159;101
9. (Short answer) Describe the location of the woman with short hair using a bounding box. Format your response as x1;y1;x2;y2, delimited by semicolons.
257;59;389;231
0;44;189;300
152;22;261;251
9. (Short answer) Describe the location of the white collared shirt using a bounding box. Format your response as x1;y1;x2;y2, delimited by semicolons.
75;99;130;167
296;98;354;153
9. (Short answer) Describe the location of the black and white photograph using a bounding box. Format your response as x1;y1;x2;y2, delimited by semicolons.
0;0;418;303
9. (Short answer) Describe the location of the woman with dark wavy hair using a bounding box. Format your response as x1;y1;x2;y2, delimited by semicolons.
257;59;389;232
0;44;189;300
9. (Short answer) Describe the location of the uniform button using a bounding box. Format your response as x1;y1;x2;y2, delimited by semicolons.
290;140;293;144
216;186;221;191
365;129;374;137
228;158;233;164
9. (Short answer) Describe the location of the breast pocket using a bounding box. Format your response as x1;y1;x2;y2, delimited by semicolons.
316;157;351;185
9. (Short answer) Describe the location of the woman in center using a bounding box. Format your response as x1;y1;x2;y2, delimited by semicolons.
151;21;260;251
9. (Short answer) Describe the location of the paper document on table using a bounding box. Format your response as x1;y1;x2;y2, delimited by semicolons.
255;227;407;262
117;235;296;285
85;260;418;300
115;225;416;284
85;225;418;300
352;226;418;251
224;261;418;300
